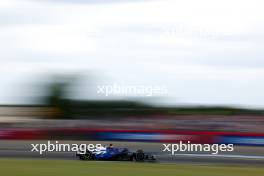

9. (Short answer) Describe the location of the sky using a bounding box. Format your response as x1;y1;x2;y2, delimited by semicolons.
0;0;264;108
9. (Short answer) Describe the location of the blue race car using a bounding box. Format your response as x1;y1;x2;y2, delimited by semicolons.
76;145;156;162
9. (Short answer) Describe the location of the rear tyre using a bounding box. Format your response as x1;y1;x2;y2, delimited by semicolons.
135;149;145;161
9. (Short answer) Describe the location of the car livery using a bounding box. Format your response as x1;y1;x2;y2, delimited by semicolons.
76;145;156;162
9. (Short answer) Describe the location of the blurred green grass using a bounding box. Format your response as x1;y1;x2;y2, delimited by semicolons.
0;159;263;176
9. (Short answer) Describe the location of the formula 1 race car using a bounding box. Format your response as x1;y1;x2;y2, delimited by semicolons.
76;145;156;162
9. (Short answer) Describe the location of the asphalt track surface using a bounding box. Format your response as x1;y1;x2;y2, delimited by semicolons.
0;140;264;165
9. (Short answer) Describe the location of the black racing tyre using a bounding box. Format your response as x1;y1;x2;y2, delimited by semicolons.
135;149;145;161
80;151;93;160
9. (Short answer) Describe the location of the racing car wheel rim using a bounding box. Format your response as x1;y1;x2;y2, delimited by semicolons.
136;152;145;161
83;152;92;160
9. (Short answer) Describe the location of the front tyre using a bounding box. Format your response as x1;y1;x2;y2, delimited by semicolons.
79;151;93;160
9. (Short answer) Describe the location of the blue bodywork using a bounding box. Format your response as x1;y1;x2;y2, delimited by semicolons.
77;146;156;161
93;147;129;159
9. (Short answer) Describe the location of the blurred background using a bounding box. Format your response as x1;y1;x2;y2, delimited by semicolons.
0;0;264;170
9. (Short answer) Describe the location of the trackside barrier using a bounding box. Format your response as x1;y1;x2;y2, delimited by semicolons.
0;128;264;146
